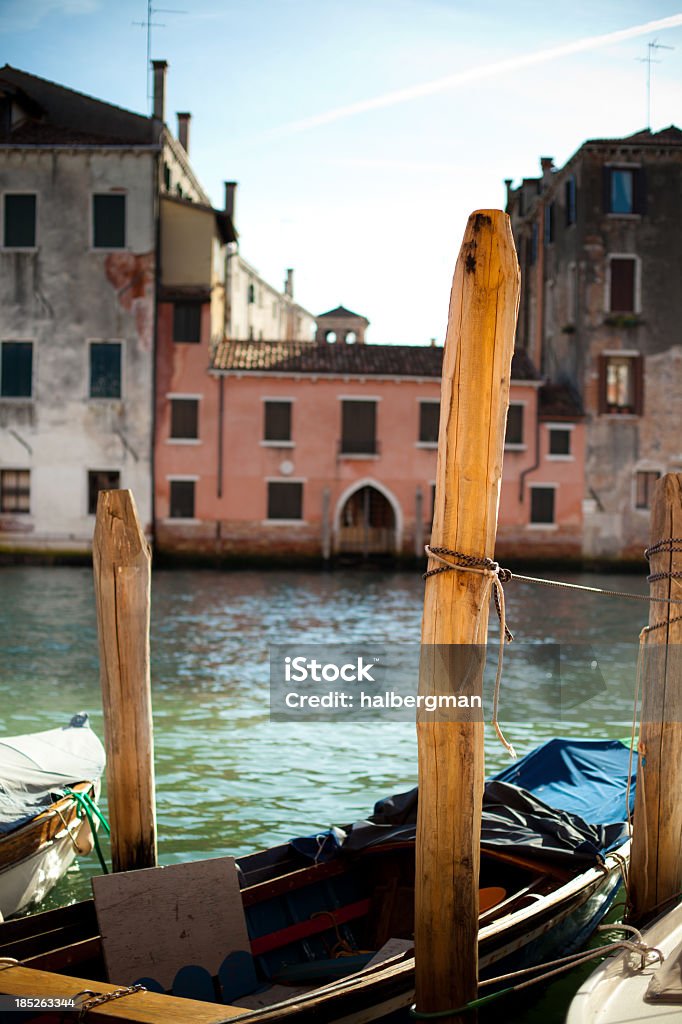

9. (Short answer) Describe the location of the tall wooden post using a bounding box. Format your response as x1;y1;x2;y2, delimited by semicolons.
93;489;158;872
629;473;682;921
415;211;519;1021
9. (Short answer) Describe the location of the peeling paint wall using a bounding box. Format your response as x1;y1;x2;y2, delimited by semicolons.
0;148;157;551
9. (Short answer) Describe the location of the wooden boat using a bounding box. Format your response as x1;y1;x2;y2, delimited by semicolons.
566;898;682;1023
0;738;634;1022
0;714;105;920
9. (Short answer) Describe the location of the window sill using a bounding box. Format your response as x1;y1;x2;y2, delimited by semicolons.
605;213;641;220
338;453;380;460
262;518;307;526
601;411;639;419
547;454;574;462
526;523;558;531
415;441;438;449
2;247;38;254
89;246;129;253
0;395;34;402
163;517;200;524
260;441;294;448
89;396;123;402
167;438;201;445
504;443;527;452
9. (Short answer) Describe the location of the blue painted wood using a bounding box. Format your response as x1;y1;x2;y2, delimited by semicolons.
172;965;217;1002
133;976;165;993
218;950;259;1002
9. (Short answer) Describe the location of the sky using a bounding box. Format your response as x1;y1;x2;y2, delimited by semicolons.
2;0;682;345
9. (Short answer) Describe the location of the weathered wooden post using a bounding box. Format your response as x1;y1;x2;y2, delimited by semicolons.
415;211;519;1022
93;489;158;872
629;473;682;921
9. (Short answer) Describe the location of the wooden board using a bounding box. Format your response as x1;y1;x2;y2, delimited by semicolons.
92;857;250;991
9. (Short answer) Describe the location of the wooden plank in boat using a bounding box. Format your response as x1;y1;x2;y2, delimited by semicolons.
241;857;346;907
92;857;250;991
0;966;247;1021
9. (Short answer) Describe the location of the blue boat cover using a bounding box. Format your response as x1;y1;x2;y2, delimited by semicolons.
291;738;636;867
0;714;105;835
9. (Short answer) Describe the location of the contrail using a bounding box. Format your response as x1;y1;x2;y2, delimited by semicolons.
277;14;682;134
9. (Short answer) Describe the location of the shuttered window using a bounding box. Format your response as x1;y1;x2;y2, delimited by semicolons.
419;402;439;443
505;404;524;445
0;469;30;514
635;471;660;510
173;302;202;343
530;487;555;524
264;401;292;442
341;401;377;454
267;481;303;520
93;194;125;248
1;342;33;397
169;480;195;519
604;167;646;215
90;342;121;398
88;470;120;515
170;398;199;440
609;258;636;312
599;355;643;415
4;194;36;247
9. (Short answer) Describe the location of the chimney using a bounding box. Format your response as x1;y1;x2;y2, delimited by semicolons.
176;112;191;154
284;268;294;298
224;181;237;223
540;156;554;187
152;60;168;122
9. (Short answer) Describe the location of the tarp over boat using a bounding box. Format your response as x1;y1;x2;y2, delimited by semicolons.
0;714;106;835
291;738;636;867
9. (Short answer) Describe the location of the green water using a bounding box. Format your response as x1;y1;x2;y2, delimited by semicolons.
0;565;651;1022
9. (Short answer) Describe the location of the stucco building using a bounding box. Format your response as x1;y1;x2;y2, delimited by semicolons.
156;317;585;562
0;61;208;553
506;126;682;560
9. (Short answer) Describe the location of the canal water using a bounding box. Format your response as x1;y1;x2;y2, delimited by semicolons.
0;565;651;1022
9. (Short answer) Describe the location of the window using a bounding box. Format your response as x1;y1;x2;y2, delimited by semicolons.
169;479;195;519
608;257;636;313
505;404;524;446
565;176;576;226
529;222;538;265
247;283;255;304
599;354;643;415
549;428;571;456
90;342;121;398
605;167;645;215
170;398;199;440
88;470;120;515
544;202;555;245
163;162;171;191
635;471;660;510
267;481;303;520
0;469;30;514
93;194;125;248
1;341;33;397
341;400;377;455
418;401;439;444
530;487;555;525
264;400;292;443
173;302;201;343
4;194;36;248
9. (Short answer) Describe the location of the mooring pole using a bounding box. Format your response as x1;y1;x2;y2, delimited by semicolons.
415;211;519;1022
629;473;682;921
93;489;158;872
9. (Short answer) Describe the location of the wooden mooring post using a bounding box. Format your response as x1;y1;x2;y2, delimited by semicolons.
629;473;682;922
415;211;519;1022
93;489;158;872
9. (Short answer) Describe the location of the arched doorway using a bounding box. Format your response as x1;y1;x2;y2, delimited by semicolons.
336;484;397;557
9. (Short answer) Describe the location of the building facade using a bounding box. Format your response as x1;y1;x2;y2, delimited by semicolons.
507;127;682;560
0;62;207;553
155;329;585;563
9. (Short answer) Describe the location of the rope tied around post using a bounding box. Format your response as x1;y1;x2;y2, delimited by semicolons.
424;545;516;759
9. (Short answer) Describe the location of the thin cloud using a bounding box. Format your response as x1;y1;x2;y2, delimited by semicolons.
2;0;100;33
275;14;682;135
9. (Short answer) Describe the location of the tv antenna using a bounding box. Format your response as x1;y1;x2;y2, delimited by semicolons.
637;39;674;130
133;1;187;113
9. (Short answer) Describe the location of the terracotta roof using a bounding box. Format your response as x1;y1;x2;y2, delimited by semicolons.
212;340;540;380
317;305;367;320
538;382;584;420
584;125;682;147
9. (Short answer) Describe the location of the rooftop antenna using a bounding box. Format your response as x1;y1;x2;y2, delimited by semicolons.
637;39;674;130
133;0;187;113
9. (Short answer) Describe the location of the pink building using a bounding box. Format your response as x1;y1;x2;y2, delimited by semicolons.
155;302;586;561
